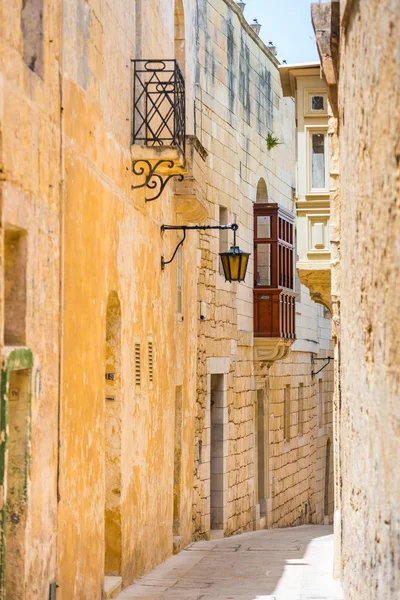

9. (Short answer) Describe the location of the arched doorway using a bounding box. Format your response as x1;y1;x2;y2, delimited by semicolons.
174;0;185;74
104;292;122;576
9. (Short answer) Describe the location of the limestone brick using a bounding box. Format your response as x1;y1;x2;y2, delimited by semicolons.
315;0;400;596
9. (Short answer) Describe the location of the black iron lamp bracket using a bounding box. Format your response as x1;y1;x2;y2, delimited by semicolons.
131;159;184;202
311;355;334;377
161;223;239;270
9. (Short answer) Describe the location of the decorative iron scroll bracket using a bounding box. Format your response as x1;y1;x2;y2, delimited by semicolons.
131;159;184;202
161;223;239;270
311;355;334;377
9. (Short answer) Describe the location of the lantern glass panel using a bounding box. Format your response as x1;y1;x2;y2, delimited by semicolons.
228;254;240;281
239;253;250;281
220;253;231;281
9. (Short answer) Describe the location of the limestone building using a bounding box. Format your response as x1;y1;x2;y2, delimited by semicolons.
311;1;400;598
190;1;335;539
1;0;336;598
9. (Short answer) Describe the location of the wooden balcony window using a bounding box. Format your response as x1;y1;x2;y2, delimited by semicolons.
254;203;296;339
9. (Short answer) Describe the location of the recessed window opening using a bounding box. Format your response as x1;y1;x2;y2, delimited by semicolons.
284;385;290;440
298;383;304;435
311;95;324;111
174;0;186;74
5;228;27;346
311;133;326;189
177;246;183;316
21;0;44;76
219;207;229;275
256;178;268;203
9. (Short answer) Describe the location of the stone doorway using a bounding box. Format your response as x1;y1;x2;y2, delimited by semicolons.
210;374;227;533
324;439;332;522
0;349;33;600
104;292;122;578
173;386;183;551
257;388;268;519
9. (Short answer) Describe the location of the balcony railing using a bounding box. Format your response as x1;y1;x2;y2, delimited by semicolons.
132;60;185;155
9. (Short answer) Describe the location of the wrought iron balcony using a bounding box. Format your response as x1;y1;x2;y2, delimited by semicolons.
132;60;185;155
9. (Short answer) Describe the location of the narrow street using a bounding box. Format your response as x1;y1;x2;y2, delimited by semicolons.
116;525;343;600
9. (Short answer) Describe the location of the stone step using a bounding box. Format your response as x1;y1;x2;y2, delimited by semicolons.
103;576;122;599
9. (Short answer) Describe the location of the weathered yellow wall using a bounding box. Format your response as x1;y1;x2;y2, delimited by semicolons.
0;0;61;596
57;0;199;596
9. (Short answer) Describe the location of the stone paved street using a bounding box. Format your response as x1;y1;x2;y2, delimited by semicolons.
116;525;344;600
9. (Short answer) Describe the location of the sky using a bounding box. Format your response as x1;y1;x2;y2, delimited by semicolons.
242;0;320;64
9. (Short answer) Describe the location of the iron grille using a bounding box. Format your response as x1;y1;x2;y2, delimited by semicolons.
132;60;185;155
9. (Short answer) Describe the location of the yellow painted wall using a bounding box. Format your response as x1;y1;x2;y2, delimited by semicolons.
57;0;199;596
0;0;62;596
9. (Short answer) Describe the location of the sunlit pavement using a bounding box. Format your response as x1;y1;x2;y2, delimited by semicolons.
115;525;344;600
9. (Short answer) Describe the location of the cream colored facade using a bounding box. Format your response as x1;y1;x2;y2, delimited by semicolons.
280;63;332;311
1;0;336;598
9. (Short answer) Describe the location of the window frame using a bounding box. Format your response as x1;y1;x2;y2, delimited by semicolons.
304;88;328;118
253;203;295;292
306;126;329;194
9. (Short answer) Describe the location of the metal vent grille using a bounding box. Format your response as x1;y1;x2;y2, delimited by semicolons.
135;343;141;387
148;341;154;385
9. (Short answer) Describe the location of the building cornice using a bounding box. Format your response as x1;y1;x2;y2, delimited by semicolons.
223;0;280;67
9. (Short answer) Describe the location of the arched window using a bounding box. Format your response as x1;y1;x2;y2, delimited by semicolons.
256;178;268;203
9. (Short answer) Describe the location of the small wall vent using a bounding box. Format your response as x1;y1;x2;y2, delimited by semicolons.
148;341;154;385
134;343;141;387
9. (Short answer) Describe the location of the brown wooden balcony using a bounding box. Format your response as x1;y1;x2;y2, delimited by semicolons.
253;203;296;350
254;288;296;339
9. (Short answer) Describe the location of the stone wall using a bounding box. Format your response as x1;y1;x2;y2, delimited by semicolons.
334;0;400;597
192;0;334;539
268;347;334;528
0;0;62;597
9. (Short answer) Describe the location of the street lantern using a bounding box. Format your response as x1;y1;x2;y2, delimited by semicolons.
161;223;250;284
219;225;250;282
220;245;250;282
